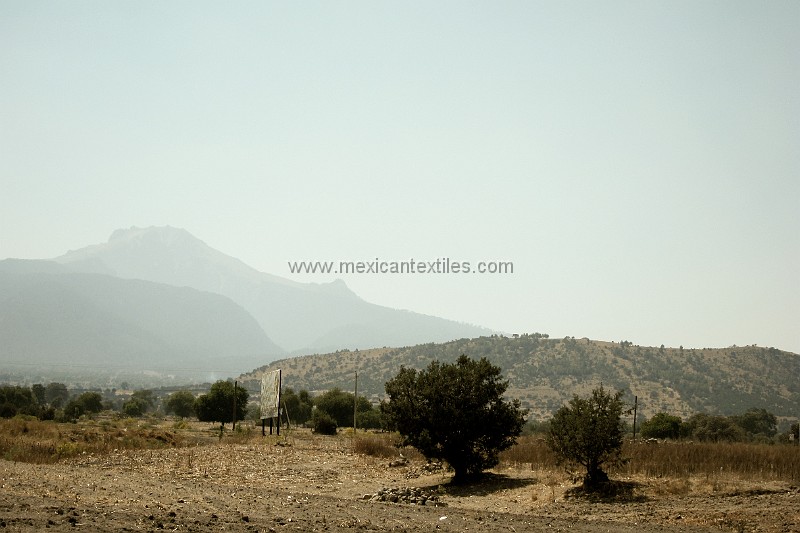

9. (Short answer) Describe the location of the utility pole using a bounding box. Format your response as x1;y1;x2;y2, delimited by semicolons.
353;371;358;432
232;380;238;432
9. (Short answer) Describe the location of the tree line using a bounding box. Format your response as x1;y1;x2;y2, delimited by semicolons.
3;378;796;446
636;408;798;443
0;381;385;433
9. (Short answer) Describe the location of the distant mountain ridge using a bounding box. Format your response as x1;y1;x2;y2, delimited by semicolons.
242;335;800;420
0;260;279;379
53;226;490;354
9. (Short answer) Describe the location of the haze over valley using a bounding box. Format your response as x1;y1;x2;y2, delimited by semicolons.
1;226;489;384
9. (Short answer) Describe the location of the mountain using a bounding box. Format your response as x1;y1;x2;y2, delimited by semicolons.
0;259;280;383
54;226;490;353
240;334;800;420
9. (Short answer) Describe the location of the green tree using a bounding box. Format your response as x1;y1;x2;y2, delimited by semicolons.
45;382;69;408
314;388;358;427
281;388;313;426
732;408;777;439
683;413;746;442
122;398;148;417
382;355;527;483
522;419;551;436
130;390;157;413
79;391;104;413
640;412;682;440
0;385;39;418
165;390;196;418
311;408;338;435
31;384;46;406
195;380;249;427
64;392;104;419
547;385;629;488
356;407;385;430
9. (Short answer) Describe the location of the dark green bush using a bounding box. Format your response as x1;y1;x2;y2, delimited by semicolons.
312;410;337;435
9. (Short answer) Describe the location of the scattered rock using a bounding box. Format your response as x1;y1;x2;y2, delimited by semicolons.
364;487;446;506
405;460;445;479
388;456;408;467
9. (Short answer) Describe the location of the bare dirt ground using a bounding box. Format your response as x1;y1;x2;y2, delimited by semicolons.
1;426;799;532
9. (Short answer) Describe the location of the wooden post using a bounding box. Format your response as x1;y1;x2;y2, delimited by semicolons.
232;381;238;432
276;371;281;436
282;401;292;430
261;418;266;436
632;395;638;440
354;371;358;432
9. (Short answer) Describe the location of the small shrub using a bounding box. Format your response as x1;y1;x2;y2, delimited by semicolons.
353;435;398;458
312;411;337;435
55;441;81;458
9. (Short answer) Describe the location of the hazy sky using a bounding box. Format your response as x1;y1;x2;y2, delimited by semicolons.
2;2;798;354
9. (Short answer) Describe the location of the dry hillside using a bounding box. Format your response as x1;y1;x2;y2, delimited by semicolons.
240;335;800;420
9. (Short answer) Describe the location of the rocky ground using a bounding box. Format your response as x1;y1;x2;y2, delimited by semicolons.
1;428;799;532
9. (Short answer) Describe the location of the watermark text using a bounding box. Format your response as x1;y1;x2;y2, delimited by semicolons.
287;258;514;275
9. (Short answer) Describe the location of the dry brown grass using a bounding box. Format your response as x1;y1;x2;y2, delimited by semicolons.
499;436;800;483
352;433;399;458
350;431;426;462
621;440;800;481
500;436;558;467
0;416;189;464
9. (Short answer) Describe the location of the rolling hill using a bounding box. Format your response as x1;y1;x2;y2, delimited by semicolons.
241;334;800;420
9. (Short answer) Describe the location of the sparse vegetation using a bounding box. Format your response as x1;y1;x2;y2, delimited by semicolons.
0;416;186;464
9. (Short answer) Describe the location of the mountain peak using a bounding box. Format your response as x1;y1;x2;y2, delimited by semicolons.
109;225;196;244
